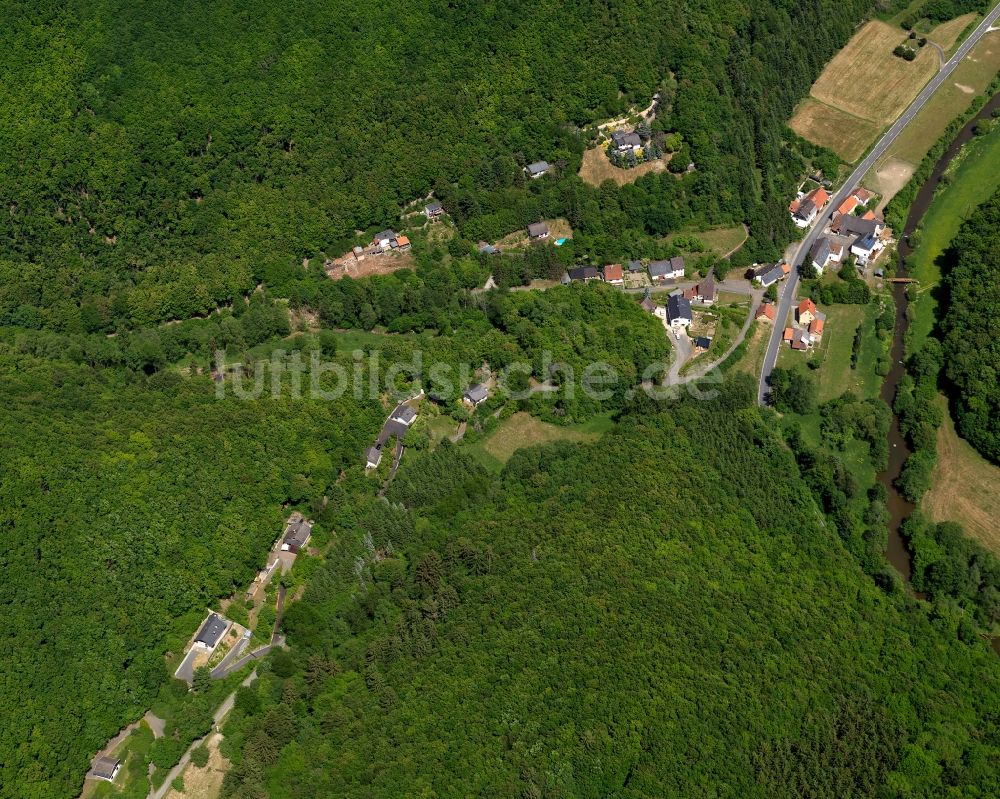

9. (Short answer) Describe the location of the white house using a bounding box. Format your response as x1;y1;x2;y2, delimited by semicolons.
390;404;417;426
92;757;121;783
851;233;883;265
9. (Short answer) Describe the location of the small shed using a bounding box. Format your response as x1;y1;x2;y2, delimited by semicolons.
92;757;121;782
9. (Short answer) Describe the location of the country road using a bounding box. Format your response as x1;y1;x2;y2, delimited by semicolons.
757;1;1000;406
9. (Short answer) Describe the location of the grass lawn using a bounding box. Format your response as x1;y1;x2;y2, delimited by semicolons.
924;395;1000;556
663;225;748;260
496;217;573;250
905;121;1000;353
426;413;459;445
467;411;613;471
728;322;770;379
777;303;881;403
578;145;669;187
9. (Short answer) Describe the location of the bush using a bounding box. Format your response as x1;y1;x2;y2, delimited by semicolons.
191;743;210;768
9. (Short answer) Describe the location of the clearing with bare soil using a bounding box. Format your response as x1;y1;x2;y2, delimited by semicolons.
924;401;1000;556
326;251;415;281
164;733;231;799
578;146;669;187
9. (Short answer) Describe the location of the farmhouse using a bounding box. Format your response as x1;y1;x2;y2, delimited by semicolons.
92;757;121;782
831;214;882;238
425;201;444;219
525;160;551;179
464;384;489;406
602;263;624;286
666;294;693;329
784;327;813;351
281;516;313;554
194;613;231;652
836;195;859;217
567;266;599;282
649;256;685;283
528;222;549;240
610;130;642;152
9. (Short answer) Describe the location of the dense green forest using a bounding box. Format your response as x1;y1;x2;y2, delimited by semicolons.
217;380;1000;799
938;188;1000;464
0;0;872;335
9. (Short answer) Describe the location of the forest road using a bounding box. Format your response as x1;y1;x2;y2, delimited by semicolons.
757;0;1000;406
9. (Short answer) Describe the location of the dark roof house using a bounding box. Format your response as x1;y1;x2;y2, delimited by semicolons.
832;214;879;238
425;201;444;217
92;757;121;782
464;384;489;405
282;517;313;553
611;130;642;150
628;259;644;272
528;221;549;239
568;266;599;281
365;445;383;469
666;294;692;325
391;405;417;426
195;613;230;649
698;270;716;302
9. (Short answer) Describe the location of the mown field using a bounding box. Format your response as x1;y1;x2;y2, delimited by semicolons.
924;396;1000;555
578;146;668;187
790;20;939;161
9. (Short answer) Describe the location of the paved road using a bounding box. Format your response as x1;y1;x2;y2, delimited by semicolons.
757;2;1000;405
209;635;249;679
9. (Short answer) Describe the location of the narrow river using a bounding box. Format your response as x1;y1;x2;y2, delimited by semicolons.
877;91;1000;597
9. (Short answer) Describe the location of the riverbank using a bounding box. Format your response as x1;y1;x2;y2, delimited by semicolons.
876;88;1000;648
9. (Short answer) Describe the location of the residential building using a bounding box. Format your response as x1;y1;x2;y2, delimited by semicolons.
464;384;489;406
836;195;859;217
394;234;411;251
666;294;693;329
425;201;444;219
809;318;825;339
391;405;417;426
756;262;785;287
696;270;716;304
784;326;812;351
797;298;818;326
627;259;645;273
649;256;685;282
789;187;830;228
756;303;776;322
372;229;398;251
567;266;599;282
194;613;230;652
694;336;712;350
809;237;842;275
281;516;313;554
525;160;550;179
640;296;657;314
610;130;642;152
528;222;549;240
853;187;876;206
92;757;121;782
365;445;382;470
851;233;882;265
602;264;624;286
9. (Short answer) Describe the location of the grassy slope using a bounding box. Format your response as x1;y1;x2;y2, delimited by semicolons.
906;122;1000;352
468;412;614;471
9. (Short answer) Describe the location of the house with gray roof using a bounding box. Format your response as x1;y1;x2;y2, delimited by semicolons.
528;221;549;240
628;259;644;272
567;266;599;282
92;757;121;782
525;160;551;179
425;201;444;218
391;404;417;426
281;516;313;554
464;384;489;406
648;256;685;283
365;445;383;470
611;130;642;152
756;263;785;287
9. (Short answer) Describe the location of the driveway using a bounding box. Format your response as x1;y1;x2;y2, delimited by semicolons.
757;0;1000;405
173;648;199;686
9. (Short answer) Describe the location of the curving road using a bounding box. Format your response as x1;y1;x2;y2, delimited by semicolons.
757;2;1000;405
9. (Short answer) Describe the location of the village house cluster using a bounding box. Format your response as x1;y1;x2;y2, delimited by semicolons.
791;185;889;274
